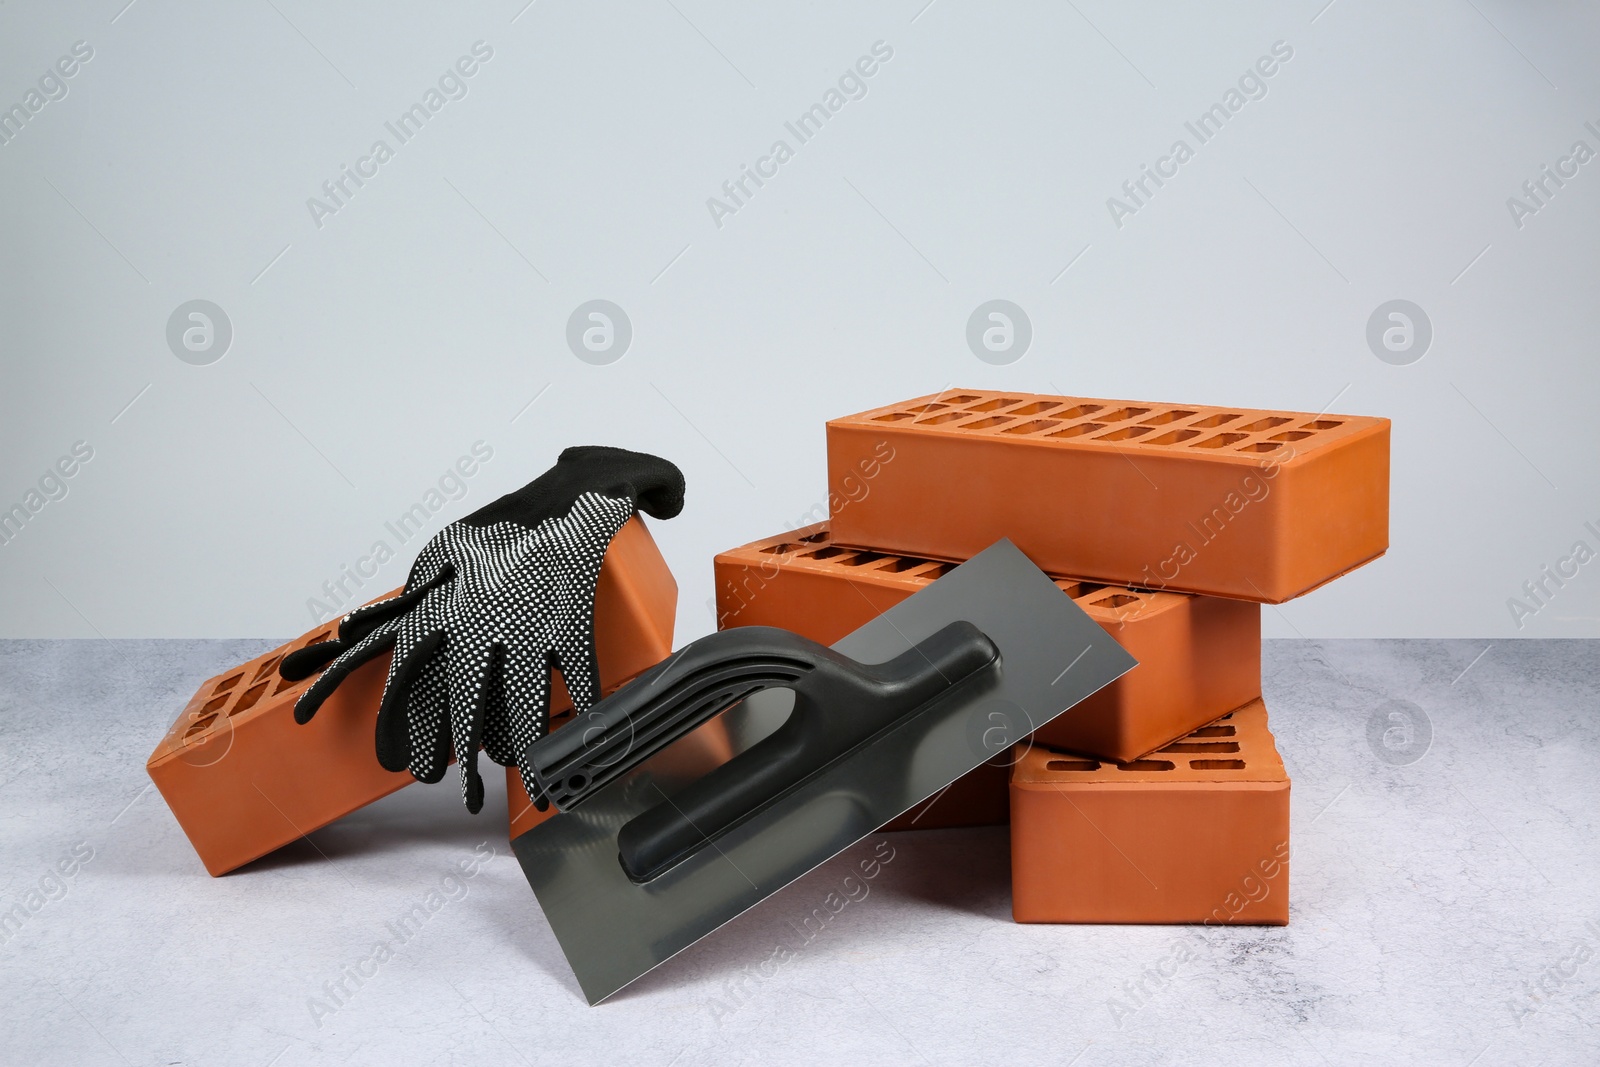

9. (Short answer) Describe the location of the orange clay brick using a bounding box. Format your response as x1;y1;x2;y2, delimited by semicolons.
1010;698;1289;925
149;517;677;876
714;523;1259;764
826;390;1389;603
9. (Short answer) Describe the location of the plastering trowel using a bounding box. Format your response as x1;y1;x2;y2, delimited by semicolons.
511;539;1137;1003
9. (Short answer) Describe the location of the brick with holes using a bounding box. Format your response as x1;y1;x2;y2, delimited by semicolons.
147;517;677;876
1010;698;1289;924
827;391;1389;602
714;523;1259;766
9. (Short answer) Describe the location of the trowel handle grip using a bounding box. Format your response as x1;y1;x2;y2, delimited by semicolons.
616;621;998;883
529;626;825;810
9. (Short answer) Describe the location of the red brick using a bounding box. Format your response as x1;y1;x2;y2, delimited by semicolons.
149;517;676;875
714;523;1259;764
827;390;1389;602
1010;698;1290;924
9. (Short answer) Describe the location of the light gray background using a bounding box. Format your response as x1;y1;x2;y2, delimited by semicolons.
3;0;1599;641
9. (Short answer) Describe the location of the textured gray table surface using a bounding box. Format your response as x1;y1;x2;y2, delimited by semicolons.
1;639;1595;1066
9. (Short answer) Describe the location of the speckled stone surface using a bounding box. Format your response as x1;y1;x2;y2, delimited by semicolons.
1;639;1596;1066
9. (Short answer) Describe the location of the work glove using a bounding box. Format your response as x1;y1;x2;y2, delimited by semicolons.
278;445;685;813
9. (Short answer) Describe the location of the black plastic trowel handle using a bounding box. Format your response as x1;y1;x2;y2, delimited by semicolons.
525;623;999;881
544;622;1000;883
616;621;997;882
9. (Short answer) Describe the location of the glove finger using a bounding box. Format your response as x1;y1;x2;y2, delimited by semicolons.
548;446;685;521
486;641;553;768
446;638;497;813
278;638;347;682
620;451;686;521
454;446;685;533
279;565;454;681
553;635;603;715
373;626;443;772
515;761;550;816
507;644;560;816
336;567;451;641
292;622;398;725
396;634;452;783
478;648;511;766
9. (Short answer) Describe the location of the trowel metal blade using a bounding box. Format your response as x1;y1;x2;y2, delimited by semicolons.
512;538;1136;1003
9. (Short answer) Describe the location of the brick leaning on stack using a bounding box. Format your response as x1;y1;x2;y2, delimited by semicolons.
148;518;679;876
718;390;1389;924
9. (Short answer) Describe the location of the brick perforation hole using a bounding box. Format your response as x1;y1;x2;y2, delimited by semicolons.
871;393;1359;457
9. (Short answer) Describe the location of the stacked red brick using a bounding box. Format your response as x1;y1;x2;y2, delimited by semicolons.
715;390;1389;924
